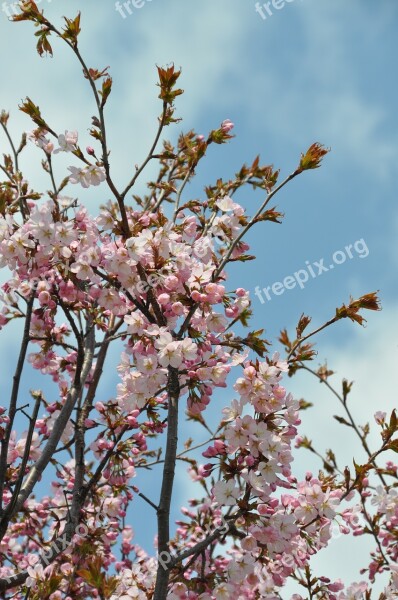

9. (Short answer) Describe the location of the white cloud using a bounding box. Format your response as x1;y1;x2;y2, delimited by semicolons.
245;0;398;178
0;2;254;195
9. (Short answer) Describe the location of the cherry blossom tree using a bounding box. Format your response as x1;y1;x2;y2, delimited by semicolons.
0;3;397;599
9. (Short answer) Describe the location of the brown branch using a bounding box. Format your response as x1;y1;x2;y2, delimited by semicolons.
0;287;36;514
68;318;122;530
287;318;337;361
0;121;29;220
213;170;298;279
1;321;95;527
300;364;388;488
360;494;390;567
170;512;242;567
68;316;96;533
6;391;42;517
0;323;95;591
340;443;388;502
153;366;180;600
138;492;158;511
45;22;129;238
92;267;156;325
79;426;128;504
121;101;168;200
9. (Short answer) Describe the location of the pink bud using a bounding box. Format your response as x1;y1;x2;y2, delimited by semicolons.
273;385;286;399
171;302;184;315
157;293;170;306
202;447;216;458
221;119;234;133
164;275;179;290
246;455;255;467
339;525;350;535
214;439;226;452
86;146;95;155
191;290;201;302
328;581;345;592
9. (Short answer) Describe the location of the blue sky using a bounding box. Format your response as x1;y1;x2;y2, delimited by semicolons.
1;0;397;594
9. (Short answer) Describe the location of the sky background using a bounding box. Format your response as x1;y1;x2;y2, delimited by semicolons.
1;0;397;596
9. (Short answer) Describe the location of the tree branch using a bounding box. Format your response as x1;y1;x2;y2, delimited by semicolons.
0;287;36;514
121;101;168;200
153;366;180;600
1;320;95;526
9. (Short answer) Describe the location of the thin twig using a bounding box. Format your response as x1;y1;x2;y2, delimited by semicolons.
121;101;168;200
214;170;298;279
138;492;158;511
6;392;42;516
287;318;337;361
300;364;388;488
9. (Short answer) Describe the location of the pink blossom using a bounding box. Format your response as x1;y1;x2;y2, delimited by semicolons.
54;130;78;153
213;480;240;505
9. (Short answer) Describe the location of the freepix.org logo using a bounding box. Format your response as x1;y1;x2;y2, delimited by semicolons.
255;0;300;20
2;0;52;18
115;0;153;19
254;238;369;304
